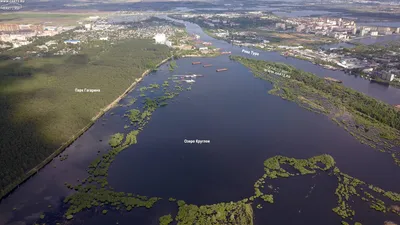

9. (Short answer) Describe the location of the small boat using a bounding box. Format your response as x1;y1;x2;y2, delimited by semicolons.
324;77;342;83
221;51;231;55
174;74;203;78
184;79;196;83
216;68;228;72
203;64;212;67
192;62;202;65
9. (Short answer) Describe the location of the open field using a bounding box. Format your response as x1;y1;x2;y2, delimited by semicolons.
0;12;108;25
255;30;337;46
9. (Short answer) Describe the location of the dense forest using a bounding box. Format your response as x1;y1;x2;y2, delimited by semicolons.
0;39;170;198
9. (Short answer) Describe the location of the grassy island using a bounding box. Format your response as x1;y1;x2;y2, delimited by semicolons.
252;155;400;223
159;214;173;225
63;69;194;220
169;60;178;71
108;133;124;148
231;55;400;166
175;201;253;225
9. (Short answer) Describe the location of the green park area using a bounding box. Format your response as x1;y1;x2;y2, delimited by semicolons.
0;37;170;198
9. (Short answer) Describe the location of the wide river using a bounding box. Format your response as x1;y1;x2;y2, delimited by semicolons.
0;18;399;225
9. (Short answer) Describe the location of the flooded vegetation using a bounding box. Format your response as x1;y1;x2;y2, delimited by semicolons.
56;64;197;223
108;133;124;148
175;201;253;225
256;154;400;224
169;60;178;71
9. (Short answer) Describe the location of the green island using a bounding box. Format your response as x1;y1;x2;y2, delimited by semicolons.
258;154;400;222
60;70;193;221
169;60;178;71
175;201;253;225
62;145;400;225
108;133;124;148
230;56;400;166
159;214;173;225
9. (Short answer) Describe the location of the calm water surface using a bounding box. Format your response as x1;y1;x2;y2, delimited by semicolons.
0;17;399;225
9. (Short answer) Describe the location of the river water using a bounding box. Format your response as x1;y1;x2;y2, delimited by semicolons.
176;20;400;105
0;18;399;225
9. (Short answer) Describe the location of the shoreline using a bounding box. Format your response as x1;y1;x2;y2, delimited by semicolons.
0;56;172;201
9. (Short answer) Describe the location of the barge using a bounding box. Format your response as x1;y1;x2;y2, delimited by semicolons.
221;51;232;55
192;62;202;65
203;64;212;67
324;77;342;83
216;68;228;72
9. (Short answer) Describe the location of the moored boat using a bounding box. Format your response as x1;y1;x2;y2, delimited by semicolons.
216;68;228;72
324;77;342;83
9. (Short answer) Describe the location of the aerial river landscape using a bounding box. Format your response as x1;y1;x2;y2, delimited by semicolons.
0;16;399;225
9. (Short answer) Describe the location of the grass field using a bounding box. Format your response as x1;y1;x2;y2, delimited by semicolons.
249;29;338;46
0;12;104;25
0;38;170;198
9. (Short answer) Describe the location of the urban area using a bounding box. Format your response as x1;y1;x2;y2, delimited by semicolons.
174;11;400;86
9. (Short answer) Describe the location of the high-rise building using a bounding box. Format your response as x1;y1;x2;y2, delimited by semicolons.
84;24;92;30
296;24;305;32
275;23;286;30
360;29;368;36
381;72;395;82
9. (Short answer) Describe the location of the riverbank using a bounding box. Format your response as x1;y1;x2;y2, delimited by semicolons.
231;55;400;166
0;55;173;201
371;78;400;89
